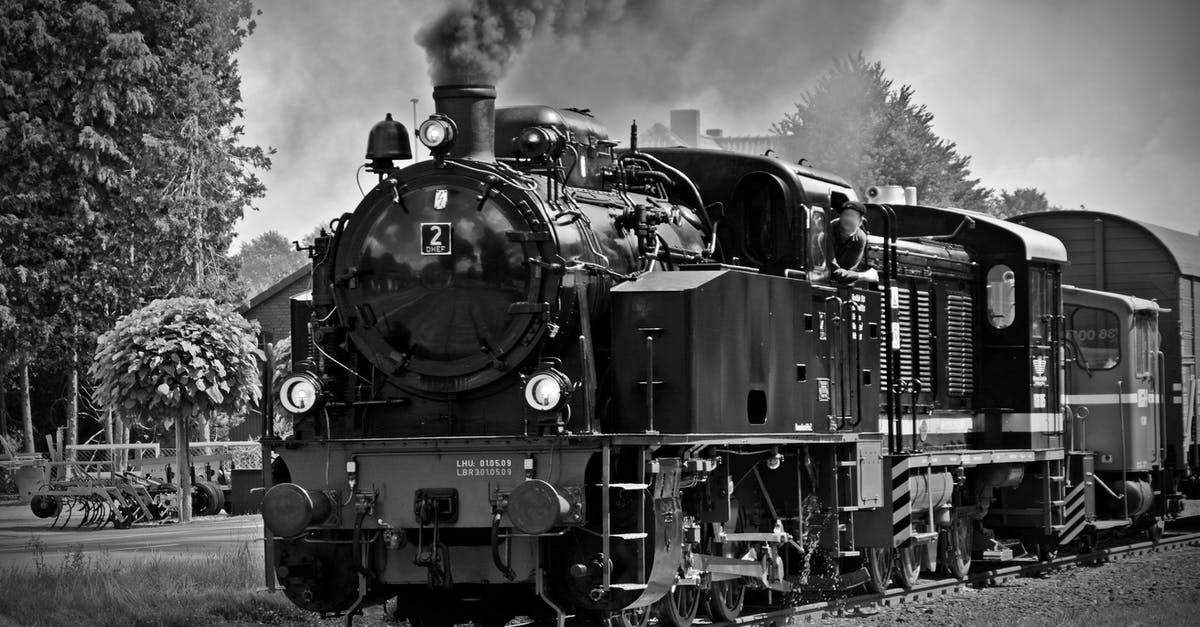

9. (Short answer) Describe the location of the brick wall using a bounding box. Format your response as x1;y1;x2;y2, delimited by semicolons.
233;267;310;441
242;271;309;341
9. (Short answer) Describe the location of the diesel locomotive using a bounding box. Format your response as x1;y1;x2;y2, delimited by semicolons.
258;83;1181;626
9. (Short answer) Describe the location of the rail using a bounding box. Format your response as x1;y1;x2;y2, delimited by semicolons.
731;528;1200;626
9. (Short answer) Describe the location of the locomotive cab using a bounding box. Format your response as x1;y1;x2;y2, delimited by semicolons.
1063;285;1168;520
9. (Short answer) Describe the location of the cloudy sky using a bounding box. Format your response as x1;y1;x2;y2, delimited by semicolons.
234;0;1200;248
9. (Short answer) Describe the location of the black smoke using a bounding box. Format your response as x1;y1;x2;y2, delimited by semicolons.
415;0;907;134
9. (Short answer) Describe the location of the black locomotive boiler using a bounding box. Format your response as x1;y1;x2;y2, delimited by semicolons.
259;83;1162;626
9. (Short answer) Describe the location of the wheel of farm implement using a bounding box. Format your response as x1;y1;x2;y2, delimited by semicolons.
193;481;225;516
654;584;700;627
894;545;921;588
705;578;747;622
863;546;894;593
940;517;972;581
111;506;135;529
30;494;61;519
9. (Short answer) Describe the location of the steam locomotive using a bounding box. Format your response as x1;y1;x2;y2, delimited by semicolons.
259;83;1189;626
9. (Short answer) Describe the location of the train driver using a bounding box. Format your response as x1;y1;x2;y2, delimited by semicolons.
830;201;879;284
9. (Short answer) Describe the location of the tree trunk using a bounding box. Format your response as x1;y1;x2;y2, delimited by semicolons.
0;363;8;436
114;414;127;469
176;419;192;523
66;366;78;461
104;409;115;480
20;357;33;454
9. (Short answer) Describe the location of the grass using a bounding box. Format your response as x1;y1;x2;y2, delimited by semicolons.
0;537;313;627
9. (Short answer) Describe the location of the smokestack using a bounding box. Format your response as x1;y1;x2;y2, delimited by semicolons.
669;109;700;147
433;84;496;162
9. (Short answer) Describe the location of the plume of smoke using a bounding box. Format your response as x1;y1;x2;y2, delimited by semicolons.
416;0;905;135
415;0;637;84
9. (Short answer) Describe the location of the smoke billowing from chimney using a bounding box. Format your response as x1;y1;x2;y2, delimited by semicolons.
416;1;907;136
415;0;641;84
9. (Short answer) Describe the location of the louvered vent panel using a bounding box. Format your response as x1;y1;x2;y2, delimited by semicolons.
946;292;975;396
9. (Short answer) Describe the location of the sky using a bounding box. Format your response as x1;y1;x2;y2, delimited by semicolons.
233;0;1200;249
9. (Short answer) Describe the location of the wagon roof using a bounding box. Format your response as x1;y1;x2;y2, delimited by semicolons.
1013;210;1200;279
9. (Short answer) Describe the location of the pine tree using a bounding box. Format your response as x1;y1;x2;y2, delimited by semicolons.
990;187;1063;218
773;54;991;212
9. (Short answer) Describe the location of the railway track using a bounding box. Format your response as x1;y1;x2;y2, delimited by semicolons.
729;528;1200;626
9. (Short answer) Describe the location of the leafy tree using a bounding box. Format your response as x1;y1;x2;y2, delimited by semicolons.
0;0;268;453
989;187;1063;218
89;297;263;520
234;230;307;296
772;54;991;212
268;336;294;439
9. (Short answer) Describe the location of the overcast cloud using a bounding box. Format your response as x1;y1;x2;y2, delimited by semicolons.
234;0;1200;248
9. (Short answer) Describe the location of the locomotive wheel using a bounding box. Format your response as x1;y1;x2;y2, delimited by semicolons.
612;605;651;627
1035;539;1059;562
894;545;921;588
1146;519;1164;543
1077;529;1099;554
654;584;700;627
406;613;457;627
939;517;972;581
704;501;746;622
705;578;747;622
863;546;894;593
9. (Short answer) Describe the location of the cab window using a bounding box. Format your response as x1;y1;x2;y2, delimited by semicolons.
1066;306;1120;370
808;206;828;280
1134;312;1158;378
986;265;1016;329
737;174;789;265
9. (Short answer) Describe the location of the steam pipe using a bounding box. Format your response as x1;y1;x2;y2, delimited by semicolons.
1118;378;1129;520
625;150;711;234
872;203;899;451
928;216;975;242
491;511;516;581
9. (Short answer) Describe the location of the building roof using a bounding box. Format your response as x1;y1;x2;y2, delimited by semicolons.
1014;210;1200;278
238;264;310;314
710;134;778;156
639;123;726;150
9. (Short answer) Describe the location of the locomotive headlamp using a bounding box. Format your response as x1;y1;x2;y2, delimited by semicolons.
417;115;457;155
279;372;324;415
515;126;565;160
524;368;572;412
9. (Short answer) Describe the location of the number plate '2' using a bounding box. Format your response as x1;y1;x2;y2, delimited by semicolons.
420;223;452;255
